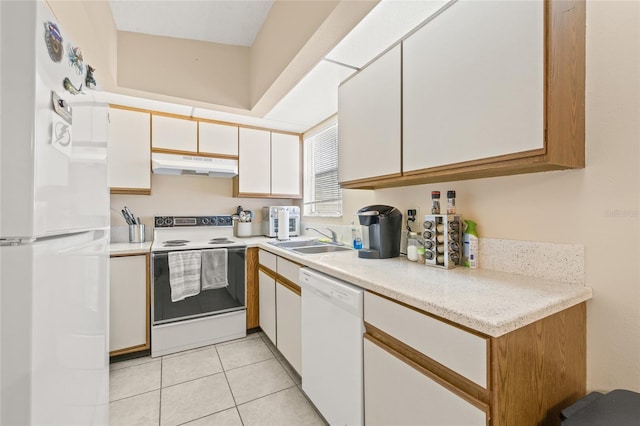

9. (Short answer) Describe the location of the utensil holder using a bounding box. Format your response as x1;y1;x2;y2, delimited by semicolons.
128;224;145;243
235;222;252;238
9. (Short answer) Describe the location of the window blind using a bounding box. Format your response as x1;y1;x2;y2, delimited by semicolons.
304;124;342;216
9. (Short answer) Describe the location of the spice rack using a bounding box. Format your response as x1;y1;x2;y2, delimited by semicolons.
423;214;462;269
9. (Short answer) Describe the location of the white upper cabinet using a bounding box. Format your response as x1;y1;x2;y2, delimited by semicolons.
338;44;401;183
151;114;197;152
238;128;271;194
403;1;544;172
271;133;300;196
107;107;151;193
198;121;239;157
236;129;301;198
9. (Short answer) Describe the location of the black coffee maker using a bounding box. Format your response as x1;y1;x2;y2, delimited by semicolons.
356;205;402;259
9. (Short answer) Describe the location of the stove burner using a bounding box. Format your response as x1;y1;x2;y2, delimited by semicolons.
163;239;190;247
208;239;235;245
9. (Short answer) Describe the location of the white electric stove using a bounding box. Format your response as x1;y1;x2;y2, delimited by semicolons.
150;216;247;357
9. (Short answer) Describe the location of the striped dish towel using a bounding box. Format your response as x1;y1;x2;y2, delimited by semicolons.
168;250;202;302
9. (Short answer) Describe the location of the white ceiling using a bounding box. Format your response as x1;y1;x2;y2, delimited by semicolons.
108;0;273;46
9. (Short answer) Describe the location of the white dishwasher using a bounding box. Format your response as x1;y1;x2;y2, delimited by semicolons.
299;268;364;426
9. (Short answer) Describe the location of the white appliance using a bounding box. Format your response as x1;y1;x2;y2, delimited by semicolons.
0;2;109;424
262;206;300;237
150;216;247;357
299;268;364;425
151;152;238;177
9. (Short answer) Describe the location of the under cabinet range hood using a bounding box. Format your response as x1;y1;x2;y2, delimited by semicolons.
151;152;238;177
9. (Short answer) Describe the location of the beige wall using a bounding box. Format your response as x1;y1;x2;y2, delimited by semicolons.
316;0;640;391
110;174;295;227
117;32;250;109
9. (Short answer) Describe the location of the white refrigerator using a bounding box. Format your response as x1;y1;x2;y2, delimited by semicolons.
0;1;109;425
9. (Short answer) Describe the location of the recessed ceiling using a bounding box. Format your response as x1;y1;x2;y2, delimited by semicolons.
108;0;273;46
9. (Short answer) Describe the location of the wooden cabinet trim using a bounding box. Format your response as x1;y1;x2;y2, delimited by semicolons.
109;254;151;357
489;302;586;426
364;330;490;416
110;188;152;195
246;247;260;329
276;277;301;296
258;260;302;296
545;0;585;168
110;343;150;357
151;110;199;122
402;147;547;177
151;147;238;160
109;104;301;137
258;265;277;280
108;104;150;114
110;252;150;258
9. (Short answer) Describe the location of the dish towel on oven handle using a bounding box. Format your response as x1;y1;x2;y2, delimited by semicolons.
168;250;202;302
201;248;229;290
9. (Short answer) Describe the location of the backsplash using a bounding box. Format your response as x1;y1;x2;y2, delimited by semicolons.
479;238;584;285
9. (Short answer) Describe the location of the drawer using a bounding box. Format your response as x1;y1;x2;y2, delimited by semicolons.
364;292;488;388
258;249;277;272
277;257;300;285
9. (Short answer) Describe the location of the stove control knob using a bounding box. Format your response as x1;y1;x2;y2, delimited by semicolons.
155;217;164;227
201;217;210;225
165;217;173;227
224;217;232;225
208;217;217;225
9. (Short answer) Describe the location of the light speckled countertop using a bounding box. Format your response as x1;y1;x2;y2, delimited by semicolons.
258;243;592;337
109;242;152;255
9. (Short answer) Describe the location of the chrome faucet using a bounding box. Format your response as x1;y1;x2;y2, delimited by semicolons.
306;227;339;243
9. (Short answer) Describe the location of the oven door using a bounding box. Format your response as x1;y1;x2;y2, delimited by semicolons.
151;247;246;325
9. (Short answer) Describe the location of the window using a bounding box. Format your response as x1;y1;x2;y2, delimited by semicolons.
304;123;342;217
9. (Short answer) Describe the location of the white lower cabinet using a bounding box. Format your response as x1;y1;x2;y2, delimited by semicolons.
110;255;149;354
258;250;302;374
258;270;277;344
364;339;486;426
275;283;301;374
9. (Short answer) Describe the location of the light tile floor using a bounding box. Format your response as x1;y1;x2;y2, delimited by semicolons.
109;332;326;426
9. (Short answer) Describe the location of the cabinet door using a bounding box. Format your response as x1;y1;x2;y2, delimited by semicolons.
258;270;277;344
151;114;197;152
403;1;544;172
238;128;271;194
110;255;149;353
199;122;238;157
276;283;301;374
271;133;301;197
338;44;401;183
107;107;151;193
364;339;486;426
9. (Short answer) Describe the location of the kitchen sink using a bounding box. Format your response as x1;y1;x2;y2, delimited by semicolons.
268;239;329;248
268;239;353;255
291;245;353;254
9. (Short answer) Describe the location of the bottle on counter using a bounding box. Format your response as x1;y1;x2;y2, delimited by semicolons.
351;222;363;249
416;246;426;264
447;190;456;214
407;232;419;261
431;191;441;214
463;219;479;268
